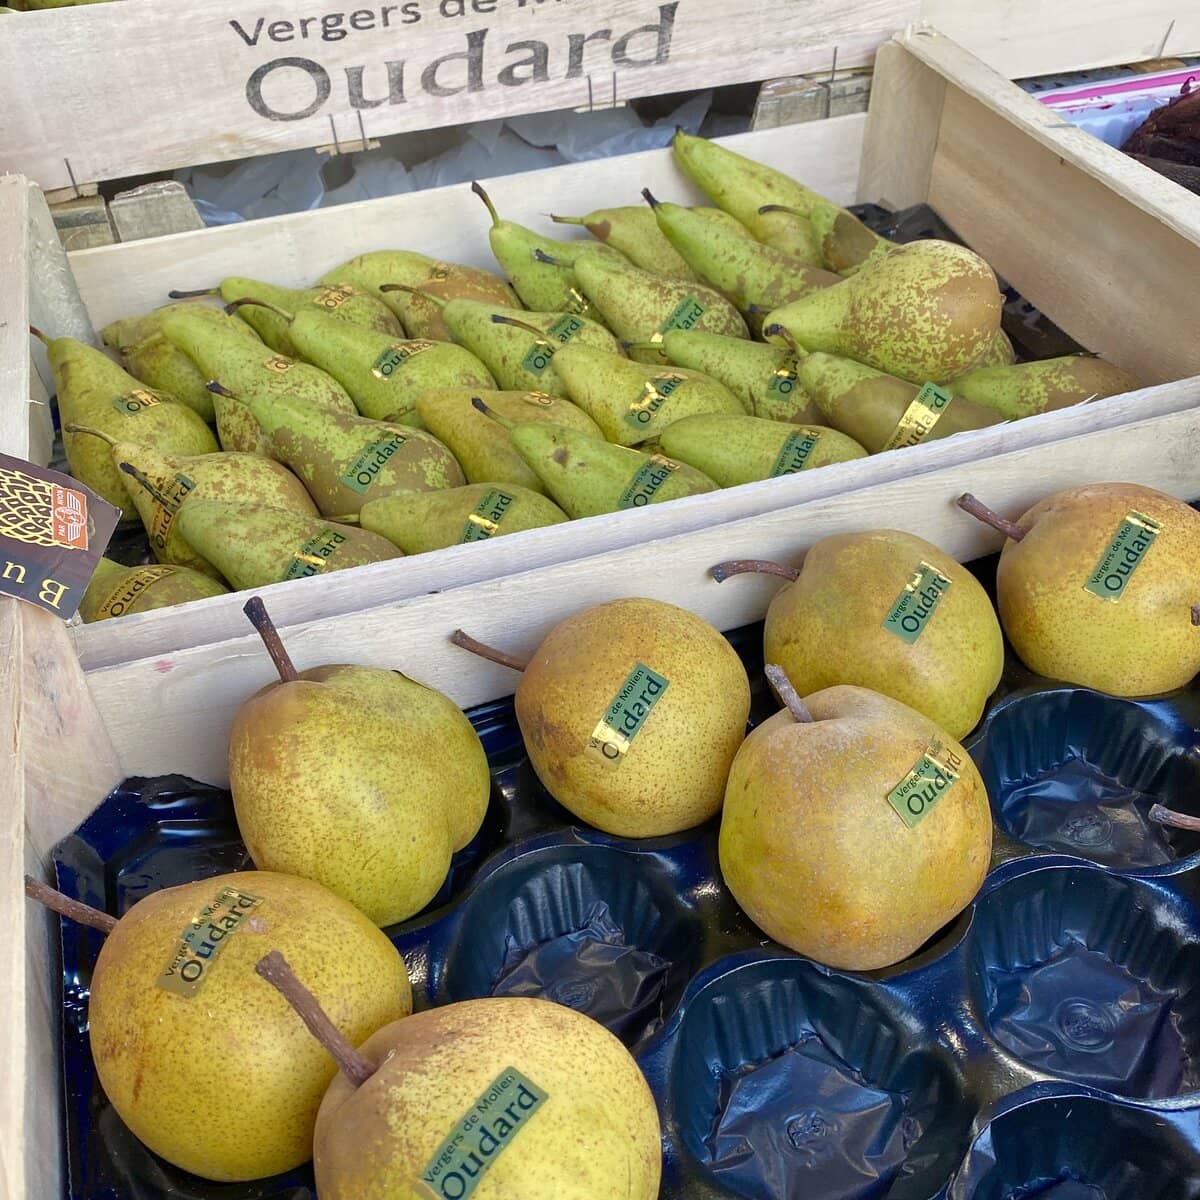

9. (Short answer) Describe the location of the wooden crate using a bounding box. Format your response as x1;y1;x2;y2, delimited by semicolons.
3;29;1199;674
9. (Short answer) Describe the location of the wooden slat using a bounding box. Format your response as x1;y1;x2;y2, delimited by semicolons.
0;178;40;464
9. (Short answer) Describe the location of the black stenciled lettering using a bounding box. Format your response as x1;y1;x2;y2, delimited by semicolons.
229;17;265;45
612;2;678;66
499;40;551;86
566;28;612;77
422;28;487;96
246;57;332;121
347;62;408;108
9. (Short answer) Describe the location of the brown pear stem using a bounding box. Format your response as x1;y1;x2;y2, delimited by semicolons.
491;314;551;340
243;597;299;683
471;179;500;226
28;325;50;346
762;323;807;359
168;287;219;300
1150;804;1200;832
206;380;237;399
956;494;1028;542
378;284;446;308
226;298;294;323
532;248;564;267
710;559;799;584
255;951;376;1088
548;214;585;226
764;665;814;724
641;188;660;208
63;423;117;446
450;629;529;672
1192;605;1200;627
25;875;117;934
759;203;807;218
118;462;178;511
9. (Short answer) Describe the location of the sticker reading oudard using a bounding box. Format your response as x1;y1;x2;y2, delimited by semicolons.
284;527;348;580
766;366;799;398
94;564;177;619
371;341;436;380
460;489;517;543
1084;510;1162;602
148;473;196;551
415;1066;548;1200
887;742;964;828
617;455;678;509
657;294;706;335
626;373;686;429
111;388;162;415
769;429;823;477
880;382;955;452
339;431;408;494
882;561;953;645
157;886;263;998
586;662;670;766
519;315;584;376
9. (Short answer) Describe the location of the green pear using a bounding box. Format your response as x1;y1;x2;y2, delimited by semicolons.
175;502;402;589
102;300;261;355
79;557;229;622
570;251;748;363
643;190;838;326
230;599;490;925
245;393;464;517
981;329;1016;367
320;250;519;342
551;343;745;446
209;386;275;457
714;531;1004;737
949;355;1139;421
439;301;621;396
476;401;717;517
764;241;1003;383
35;330;217;517
414;388;605;494
654;329;818;424
757;200;894;276
659;414;866;486
719;674;991;970
959;485;1200;696
360;483;567;554
24;871;412;1182
229;299;494;427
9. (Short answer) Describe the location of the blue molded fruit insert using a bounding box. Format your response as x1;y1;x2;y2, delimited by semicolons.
965;865;1200;1098
968;687;1200;873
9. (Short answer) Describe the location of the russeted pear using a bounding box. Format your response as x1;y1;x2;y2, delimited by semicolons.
24;871;411;1182
102;300;262;355
958;485;1200;696
660;415;866;486
80;557;229;622
643;190;838;325
35;330;217;517
256;955;661;1200
949;355;1139;420
569;251;748;362
359;483;567;554
85;434;317;578
713;530;1004;737
981;329;1016;367
757;200;894;276
318;249;519;341
176;501;401;588
657;329;822;424
245;393;464;517
439;300;621;396
765;241;1003;383
551;205;693;277
173;278;402;355
229;299;494;427
415;388;604;494
719;672;992;970
476;401;717;517
551;343;746;445
453;596;750;835
231;598;490;924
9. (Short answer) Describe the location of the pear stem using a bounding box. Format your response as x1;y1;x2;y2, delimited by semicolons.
28;325;50;346
532;249;564;267
378;284;446;309
243;597;299;684
469;396;516;431
25;875;117;934
450;629;530;673
168;287;219;300
1192;605;1200;627
63;423;117;446
254;951;376;1088
641;188;660;209
1149;804;1200;832
118;462;178;511
206;380;237;398
491;314;551;340
710;559;799;584
471;180;500;227
762;323;808;359
759;204;807;218
548;214;585;226
956;494;1028;542
621;341;663;354
764;665;814;724
226;298;295;323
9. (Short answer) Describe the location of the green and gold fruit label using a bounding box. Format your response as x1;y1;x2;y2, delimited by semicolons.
887;741;964;828
585;663;670;766
657;294;706;335
263;355;292;374
1084;510;1162;602
415;1066;548;1200
880;382;954;452
284;527;348;579
519;315;585;376
766;366;799;398
881;561;953;644
339;431;408;494
770;429;823;477
460;489;516;543
564;286;591;316
148;473;196;551
313;284;356;311
617;454;679;508
95;564;177;619
519;339;556;377
111;388;162;415
627;373;686;429
427;262;453;281
157;886;263;998
522;392;556;408
372;340;436;380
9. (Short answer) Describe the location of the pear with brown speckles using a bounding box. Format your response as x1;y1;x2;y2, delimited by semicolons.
948;355;1139;421
452;597;750;836
24;871;410;1181
230;599;490;926
80;557;229;622
720;675;992;970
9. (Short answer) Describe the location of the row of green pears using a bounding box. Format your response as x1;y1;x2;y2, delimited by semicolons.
44;131;1139;624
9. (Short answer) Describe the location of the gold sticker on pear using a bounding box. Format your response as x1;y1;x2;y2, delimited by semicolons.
157;886;263;998
111;389;162;415
617;455;678;509
881;382;954;452
263;356;293;374
886;741;963;828
1084;510;1162;602
96;564;178;619
586;663;670;766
